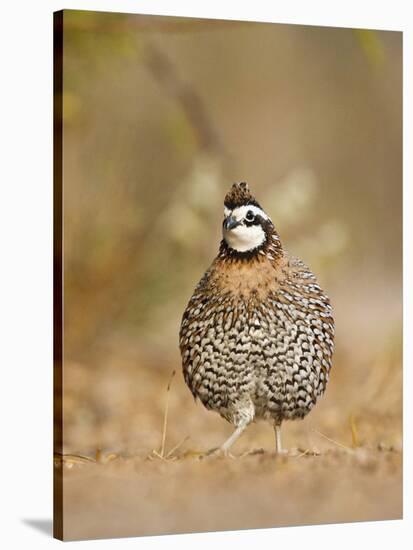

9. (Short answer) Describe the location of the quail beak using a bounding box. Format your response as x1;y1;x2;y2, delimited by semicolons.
224;216;240;231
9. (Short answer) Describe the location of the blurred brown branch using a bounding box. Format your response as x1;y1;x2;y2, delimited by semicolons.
143;41;227;157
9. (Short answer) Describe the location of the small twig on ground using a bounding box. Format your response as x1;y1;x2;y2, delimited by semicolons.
152;450;167;461
152;449;176;462
293;449;310;458
55;453;96;464
312;429;354;453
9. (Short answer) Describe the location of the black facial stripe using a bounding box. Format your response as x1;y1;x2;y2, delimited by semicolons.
244;214;265;227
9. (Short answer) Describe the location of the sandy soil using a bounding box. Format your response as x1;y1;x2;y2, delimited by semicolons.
59;445;402;541
58;337;402;541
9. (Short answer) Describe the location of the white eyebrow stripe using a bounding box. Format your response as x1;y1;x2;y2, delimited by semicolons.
231;205;269;221
224;206;231;217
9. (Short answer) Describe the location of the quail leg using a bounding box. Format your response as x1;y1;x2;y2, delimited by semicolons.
206;422;248;457
274;422;288;455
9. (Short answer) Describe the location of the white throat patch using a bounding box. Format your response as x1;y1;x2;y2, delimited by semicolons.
223;205;269;252
224;224;266;252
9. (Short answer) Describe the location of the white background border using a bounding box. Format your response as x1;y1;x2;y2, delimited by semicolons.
0;1;410;548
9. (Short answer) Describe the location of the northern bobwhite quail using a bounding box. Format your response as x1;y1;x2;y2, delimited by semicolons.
179;182;334;455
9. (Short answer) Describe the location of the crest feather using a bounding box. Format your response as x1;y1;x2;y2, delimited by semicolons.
224;182;261;210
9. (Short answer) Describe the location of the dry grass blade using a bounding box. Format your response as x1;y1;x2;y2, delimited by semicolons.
292;449;310;459
350;415;359;448
239;448;265;458
151;449;171;462
159;369;176;458
166;436;190;459
55;453;96;465
312;429;354;453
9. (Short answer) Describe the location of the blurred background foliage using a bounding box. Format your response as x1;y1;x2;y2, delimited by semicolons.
61;11;402;454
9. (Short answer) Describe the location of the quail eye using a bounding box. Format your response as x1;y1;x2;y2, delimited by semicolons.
245;210;255;222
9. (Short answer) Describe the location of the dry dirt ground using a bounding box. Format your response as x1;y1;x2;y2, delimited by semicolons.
58;446;402;541
58;351;402;541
